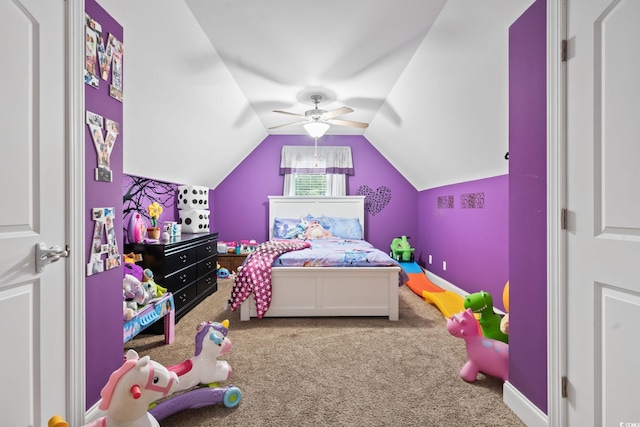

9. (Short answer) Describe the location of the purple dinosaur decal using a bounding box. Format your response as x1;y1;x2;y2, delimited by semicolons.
446;308;509;382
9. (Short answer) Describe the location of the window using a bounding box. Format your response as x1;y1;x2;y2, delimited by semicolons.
292;173;327;196
280;146;354;197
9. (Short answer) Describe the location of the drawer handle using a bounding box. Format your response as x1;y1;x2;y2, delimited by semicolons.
205;246;212;253
204;277;211;285
205;261;212;269
179;293;187;302
180;273;188;283
180;254;188;263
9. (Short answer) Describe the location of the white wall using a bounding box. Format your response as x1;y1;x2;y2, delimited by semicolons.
366;0;535;191
96;0;266;189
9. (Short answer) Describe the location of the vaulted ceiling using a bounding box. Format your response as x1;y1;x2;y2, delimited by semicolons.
99;0;535;191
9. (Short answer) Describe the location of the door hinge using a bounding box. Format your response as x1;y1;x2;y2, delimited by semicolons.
561;376;568;398
561;40;568;62
560;208;567;230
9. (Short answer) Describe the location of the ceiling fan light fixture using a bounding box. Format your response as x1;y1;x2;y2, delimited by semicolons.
304;121;330;138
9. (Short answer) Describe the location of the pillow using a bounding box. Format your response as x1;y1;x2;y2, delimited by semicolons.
320;215;362;239
273;217;308;239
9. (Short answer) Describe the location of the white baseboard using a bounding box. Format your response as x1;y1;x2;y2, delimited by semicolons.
503;381;548;427
85;400;104;423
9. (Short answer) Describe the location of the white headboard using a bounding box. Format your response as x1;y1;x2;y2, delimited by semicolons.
268;196;365;239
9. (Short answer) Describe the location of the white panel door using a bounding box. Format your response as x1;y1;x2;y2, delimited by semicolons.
0;0;68;425
566;0;640;425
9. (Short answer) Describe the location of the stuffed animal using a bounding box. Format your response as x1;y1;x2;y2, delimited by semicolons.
303;220;332;240
284;217;309;240
123;273;146;313
123;261;144;282
141;268;167;302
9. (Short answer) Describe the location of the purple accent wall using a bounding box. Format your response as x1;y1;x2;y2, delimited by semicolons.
84;0;125;409
417;175;509;311
213;134;418;252
509;0;547;414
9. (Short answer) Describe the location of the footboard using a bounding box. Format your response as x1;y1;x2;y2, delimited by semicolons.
239;266;400;321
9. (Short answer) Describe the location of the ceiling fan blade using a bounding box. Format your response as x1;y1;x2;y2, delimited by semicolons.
326;118;369;129
268;120;308;130
321;107;354;120
273;110;306;117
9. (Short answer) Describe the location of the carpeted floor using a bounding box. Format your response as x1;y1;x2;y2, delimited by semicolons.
126;279;525;426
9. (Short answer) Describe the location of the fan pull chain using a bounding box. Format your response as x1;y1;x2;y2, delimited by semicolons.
314;137;319;167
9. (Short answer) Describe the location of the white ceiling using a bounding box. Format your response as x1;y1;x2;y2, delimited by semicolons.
185;0;448;135
98;0;535;191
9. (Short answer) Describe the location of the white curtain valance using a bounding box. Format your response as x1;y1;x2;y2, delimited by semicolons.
280;145;354;175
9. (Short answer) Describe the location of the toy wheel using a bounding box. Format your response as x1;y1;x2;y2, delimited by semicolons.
223;386;242;408
410;253;415;262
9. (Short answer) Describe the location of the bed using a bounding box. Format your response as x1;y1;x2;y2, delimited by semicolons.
237;196;404;321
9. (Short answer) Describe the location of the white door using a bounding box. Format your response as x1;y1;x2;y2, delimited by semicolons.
0;0;69;425
566;0;640;425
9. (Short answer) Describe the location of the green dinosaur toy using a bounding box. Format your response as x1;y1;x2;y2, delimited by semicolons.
463;290;508;344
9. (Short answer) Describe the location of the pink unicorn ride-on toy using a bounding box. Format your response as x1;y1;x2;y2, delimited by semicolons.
446;308;509;382
148;319;241;420
49;349;179;427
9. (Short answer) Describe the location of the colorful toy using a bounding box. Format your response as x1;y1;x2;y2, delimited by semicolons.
500;281;510;335
390;235;415;262
463;290;508;344
447;308;509;382
123;273;146;316
141;268;167;301
217;265;230;279
167;320;233;391
127;212;147;244
47;349;179;427
149;385;242;421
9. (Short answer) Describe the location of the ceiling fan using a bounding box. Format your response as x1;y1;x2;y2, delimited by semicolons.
269;94;369;137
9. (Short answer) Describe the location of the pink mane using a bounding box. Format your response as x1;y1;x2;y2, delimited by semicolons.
99;359;137;410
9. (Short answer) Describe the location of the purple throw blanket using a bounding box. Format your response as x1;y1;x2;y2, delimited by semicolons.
230;240;311;318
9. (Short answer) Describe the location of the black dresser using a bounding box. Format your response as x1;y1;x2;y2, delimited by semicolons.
125;232;218;330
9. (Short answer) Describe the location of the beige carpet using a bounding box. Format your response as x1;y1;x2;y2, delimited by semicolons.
126;279;525;427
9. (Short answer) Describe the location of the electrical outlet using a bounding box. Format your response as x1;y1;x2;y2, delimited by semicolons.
428;255;432;264
443;261;447;271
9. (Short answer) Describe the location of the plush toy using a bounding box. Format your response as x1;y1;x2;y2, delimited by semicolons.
123;273;146;313
123;261;144;282
303;220;332;240
284;218;309;240
217;266;230;279
141;268;167;302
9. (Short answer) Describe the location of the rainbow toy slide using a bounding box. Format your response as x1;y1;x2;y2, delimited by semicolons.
401;261;465;318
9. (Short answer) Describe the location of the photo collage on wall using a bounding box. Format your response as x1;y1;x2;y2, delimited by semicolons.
86;110;119;182
84;13;124;102
87;207;121;276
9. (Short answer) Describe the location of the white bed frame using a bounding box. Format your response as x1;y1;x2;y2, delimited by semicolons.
239;196;400;321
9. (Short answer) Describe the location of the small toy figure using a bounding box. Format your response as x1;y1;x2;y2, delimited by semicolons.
447;308;509;382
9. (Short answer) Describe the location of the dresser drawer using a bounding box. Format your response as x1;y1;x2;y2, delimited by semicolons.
197;239;216;259
197;255;217;278
164;264;197;291
196;272;217;295
172;283;198;313
164;246;197;273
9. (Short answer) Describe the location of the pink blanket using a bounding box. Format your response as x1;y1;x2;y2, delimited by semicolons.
230;240;311;318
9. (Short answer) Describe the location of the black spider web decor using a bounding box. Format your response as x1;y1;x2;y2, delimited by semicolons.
437;195;454;209
460;192;485;209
